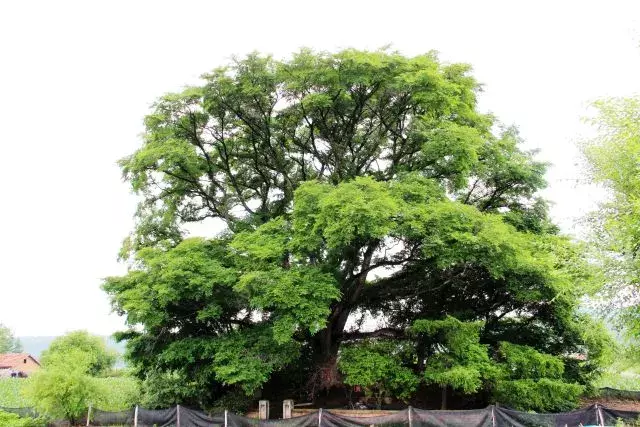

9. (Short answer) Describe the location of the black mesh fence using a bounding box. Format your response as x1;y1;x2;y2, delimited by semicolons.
90;408;135;425
601;406;640;425
413;407;493;427
138;406;178;426
0;405;40;418
3;400;640;426
321;409;409;427
493;405;601;427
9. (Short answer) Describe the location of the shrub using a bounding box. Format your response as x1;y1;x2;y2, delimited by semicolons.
0;410;46;427
494;378;584;412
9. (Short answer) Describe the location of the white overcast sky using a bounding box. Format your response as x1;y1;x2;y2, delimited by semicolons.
1;0;639;337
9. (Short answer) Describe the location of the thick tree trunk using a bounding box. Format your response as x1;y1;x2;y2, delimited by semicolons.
306;305;352;398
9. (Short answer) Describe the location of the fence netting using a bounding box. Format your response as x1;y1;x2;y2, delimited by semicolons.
3;402;640;426
321;410;409;427
493;405;601;427
90;408;135;425
0;405;40;418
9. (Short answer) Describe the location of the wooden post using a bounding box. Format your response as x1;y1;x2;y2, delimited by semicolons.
259;400;269;420
318;408;322;427
176;404;181;427
224;409;228;427
86;404;92;426
283;400;294;419
407;406;412;427
134;405;138;427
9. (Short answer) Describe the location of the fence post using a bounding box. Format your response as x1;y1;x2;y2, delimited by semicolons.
86;404;92;427
596;403;605;426
408;406;412;427
318;408;322;427
134;405;138;427
176;404;181;427
491;405;496;427
224;409;228;427
283;400;294;419
259;400;269;420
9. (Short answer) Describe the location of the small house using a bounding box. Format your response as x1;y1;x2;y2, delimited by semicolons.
0;353;41;378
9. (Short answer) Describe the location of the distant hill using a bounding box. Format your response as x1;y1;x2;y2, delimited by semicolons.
17;336;127;367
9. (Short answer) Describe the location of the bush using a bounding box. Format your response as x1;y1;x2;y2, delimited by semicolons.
210;387;252;414
92;377;140;411
494;378;584;412
0;410;46;427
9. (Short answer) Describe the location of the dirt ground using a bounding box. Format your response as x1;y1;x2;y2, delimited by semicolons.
582;397;640;411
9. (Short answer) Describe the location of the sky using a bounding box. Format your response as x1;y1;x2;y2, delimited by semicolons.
0;0;639;337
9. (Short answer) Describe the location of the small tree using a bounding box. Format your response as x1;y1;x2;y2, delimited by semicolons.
41;331;117;376
412;316;496;409
24;349;98;424
338;341;419;409
0;323;22;353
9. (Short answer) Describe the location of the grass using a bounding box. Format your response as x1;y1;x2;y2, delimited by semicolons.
0;377;140;411
594;371;640;391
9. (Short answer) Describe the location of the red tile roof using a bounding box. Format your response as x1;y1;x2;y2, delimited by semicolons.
0;353;40;368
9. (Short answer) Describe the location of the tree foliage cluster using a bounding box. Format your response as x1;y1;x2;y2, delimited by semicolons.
339;316;589;411
0;323;22;353
104;49;610;411
582;97;640;336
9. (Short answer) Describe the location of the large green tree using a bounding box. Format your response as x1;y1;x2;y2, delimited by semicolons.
582;96;640;334
105;49;605;407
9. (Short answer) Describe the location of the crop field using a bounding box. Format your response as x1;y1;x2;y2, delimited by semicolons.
0;377;140;411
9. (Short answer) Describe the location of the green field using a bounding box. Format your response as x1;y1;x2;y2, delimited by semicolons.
0;377;140;411
594;371;640;391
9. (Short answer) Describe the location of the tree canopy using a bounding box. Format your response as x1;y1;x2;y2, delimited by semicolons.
40;331;117;376
582;96;640;336
105;49;608;410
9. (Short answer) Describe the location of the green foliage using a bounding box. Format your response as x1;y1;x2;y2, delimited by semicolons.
582;96;640;334
338;341;419;408
138;370;198;409
498;341;564;380
0;410;46;427
210;387;252;415
0;323;22;353
493;378;584;412
91;377;140;412
412;317;496;396
493;342;584;411
594;370;640;391
0;378;31;407
106;48;605;406
23;350;97;423
40;331;117;376
0;377;138;412
213;326;300;394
